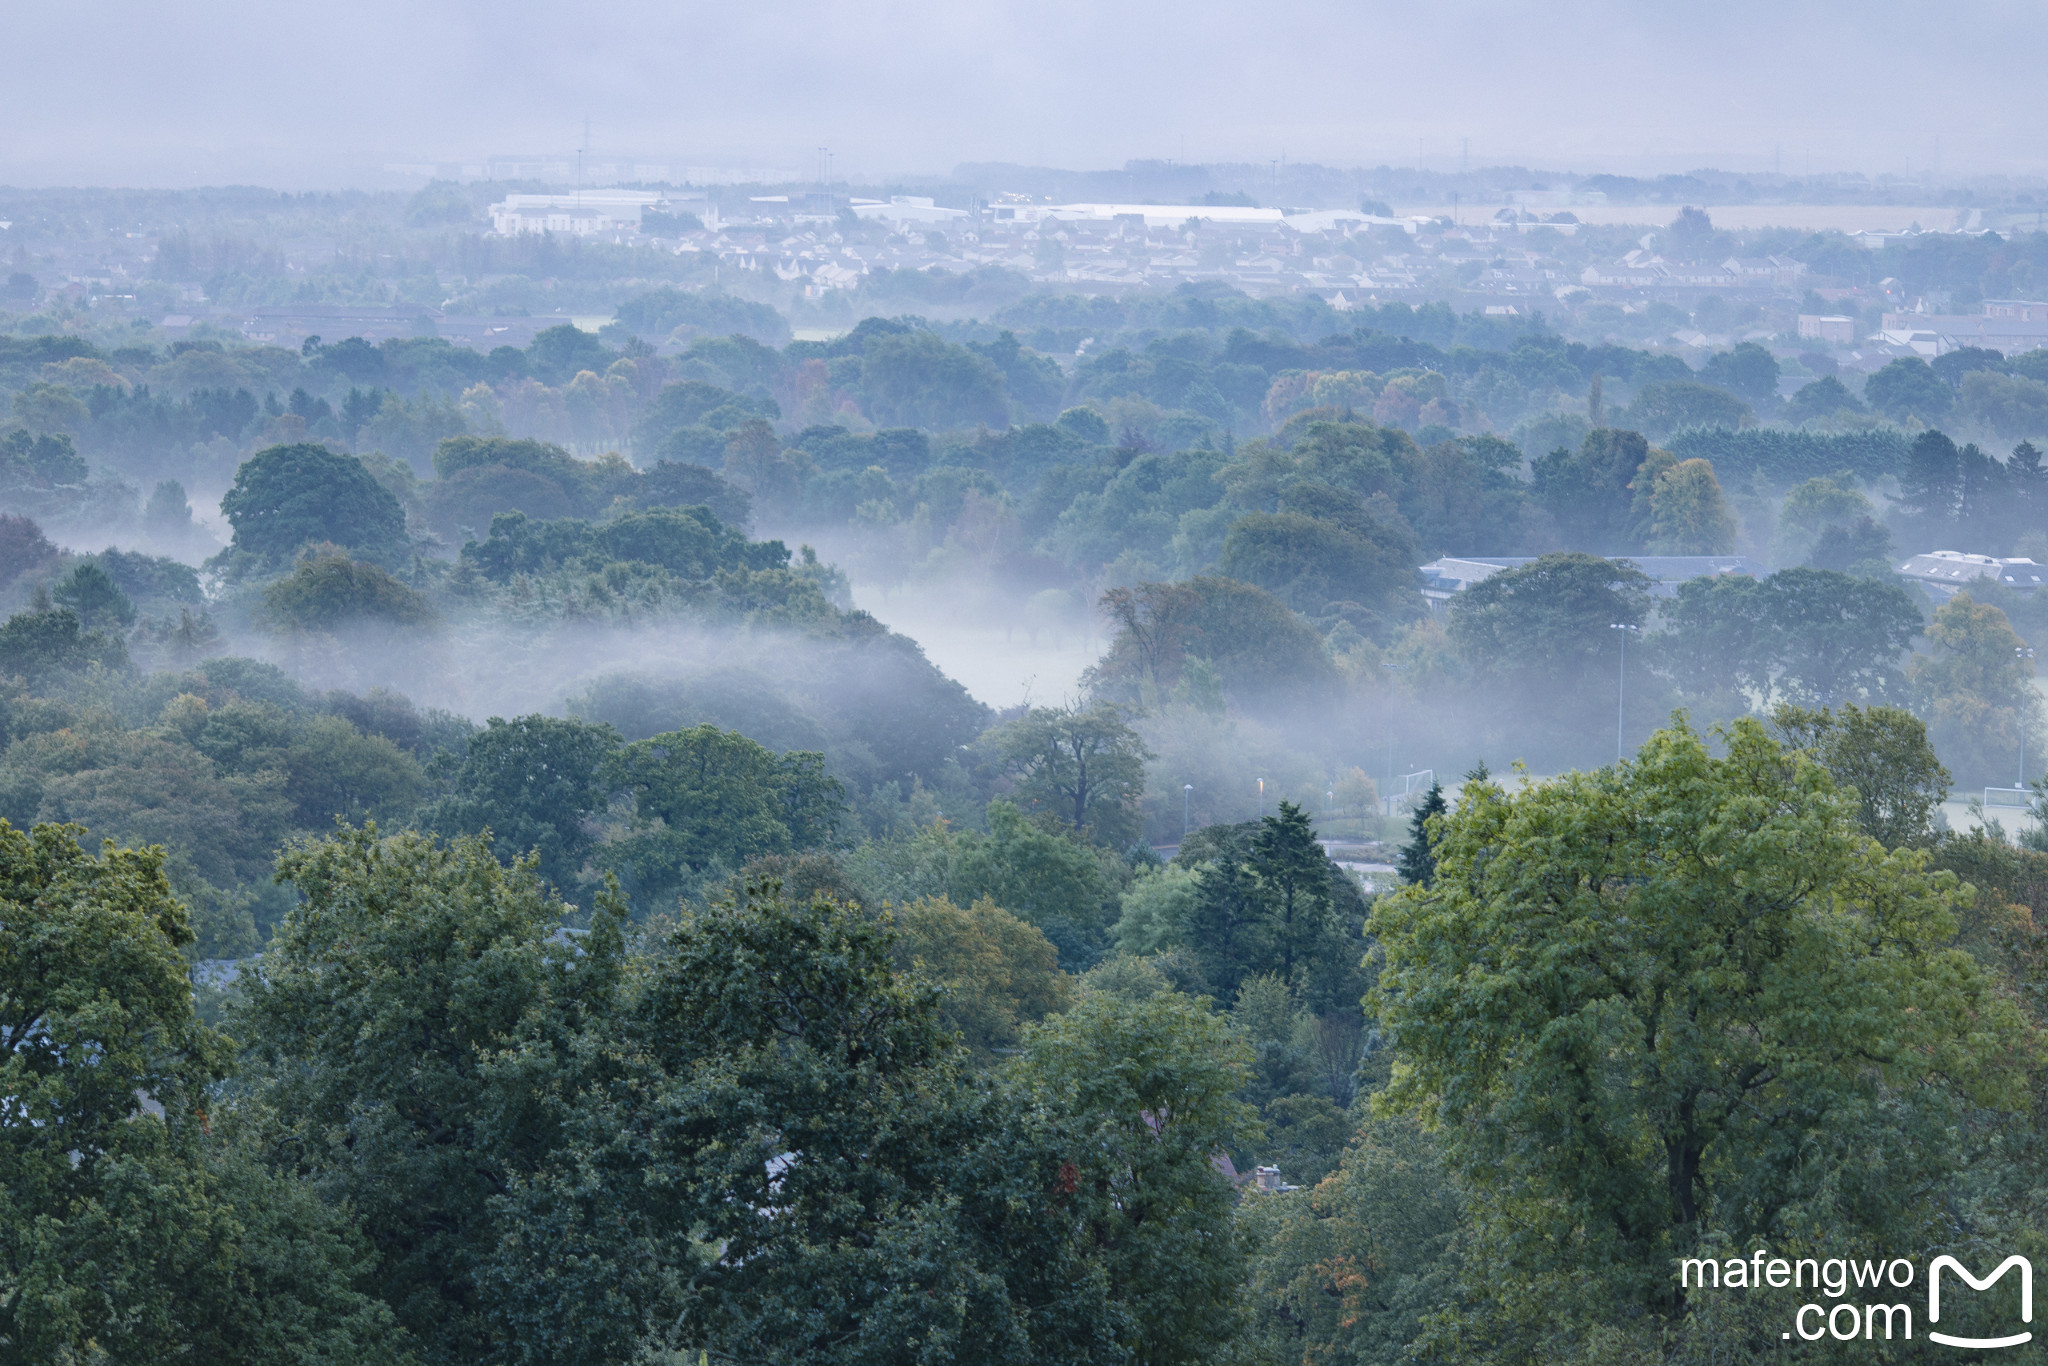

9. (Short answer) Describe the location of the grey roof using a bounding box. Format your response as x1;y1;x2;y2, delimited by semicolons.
1420;554;1766;600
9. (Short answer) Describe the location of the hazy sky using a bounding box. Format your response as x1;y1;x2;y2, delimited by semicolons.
4;0;2042;187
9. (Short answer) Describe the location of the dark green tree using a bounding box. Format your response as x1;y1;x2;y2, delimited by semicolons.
2;821;402;1362
1698;341;1780;407
1865;355;1956;424
51;559;135;632
0;605;128;684
983;700;1150;847
1250;799;1334;976
601;724;845;904
422;714;621;892
218;443;408;568
1395;780;1446;888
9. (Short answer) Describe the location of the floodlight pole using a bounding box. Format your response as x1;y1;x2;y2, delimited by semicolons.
1610;624;1640;763
1382;662;1407;817
1183;784;1193;840
2021;647;2038;786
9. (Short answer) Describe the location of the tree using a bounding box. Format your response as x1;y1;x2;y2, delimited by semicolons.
1615;380;1751;439
219;443;409;568
859;329;1010;429
51;559;135;632
1806;515;1896;576
1781;374;1864;424
1757;566;1920;704
0;512;58;586
1395;780;1446;887
0;605;129;684
601;724;845;903
1698;342;1780;408
1959;369;2048;441
241;826;627;1363
1865;356;1954;424
1;821;401;1361
1658;571;1771;700
1530;428;1650;550
422;714;621;892
1910;590;2034;784
953;800;1119;964
890;894;1069;1056
1643;455;1736;553
1771;702;1950;847
1242;1116;1464;1366
1371;719;2033;1358
260;550;435;633
283;714;427;827
1218;507;1422;634
1090;576;1341;715
1448;552;1652;691
983;700;1151;846
1773;474;1872;564
245;835;1132;1365
1249;799;1334;978
1017;989;1257;1366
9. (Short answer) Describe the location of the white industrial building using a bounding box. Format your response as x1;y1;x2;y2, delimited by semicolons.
488;191;668;236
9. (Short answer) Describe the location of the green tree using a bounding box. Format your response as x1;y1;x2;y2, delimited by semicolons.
0;605;129;684
953;799;1119;963
1249;799;1334;978
1395;780;1446;888
1370;719;2033;1357
1218;507;1422;634
601;724;845;903
1698;342;1780;407
421;714;620;893
890;894;1070;1056
261;550;435;633
1770;702;1950;847
1910;590;2034;784
283;714;427;827
241;827;623;1363
1447;553;1652;755
1757;565;1920;704
1017;988;1258;1366
1615;380;1751;439
1;821;402;1362
219;443;409;568
1865;355;1955;423
1644;456;1737;553
984;700;1151;846
1529;428;1651;551
1773;474;1872;564
1781;374;1864;424
52;559;136;632
1242;1116;1464;1366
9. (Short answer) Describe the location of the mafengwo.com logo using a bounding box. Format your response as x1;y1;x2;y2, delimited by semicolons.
1679;1250;2033;1346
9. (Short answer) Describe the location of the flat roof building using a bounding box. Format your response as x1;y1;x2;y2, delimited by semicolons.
1897;550;2046;599
488;191;666;236
1419;554;1767;607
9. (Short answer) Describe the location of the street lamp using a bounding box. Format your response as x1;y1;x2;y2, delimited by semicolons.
1610;623;1640;762
1183;783;1193;840
2020;646;2038;787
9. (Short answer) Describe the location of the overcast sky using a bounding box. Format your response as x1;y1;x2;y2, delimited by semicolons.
3;0;2040;187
